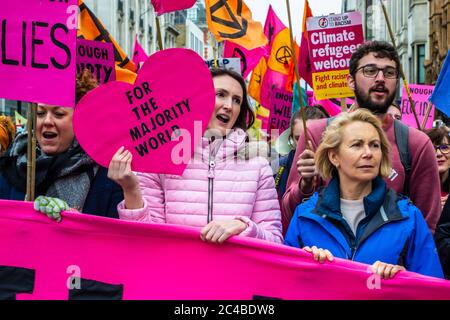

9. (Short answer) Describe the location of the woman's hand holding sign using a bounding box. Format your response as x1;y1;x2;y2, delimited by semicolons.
108;147;144;210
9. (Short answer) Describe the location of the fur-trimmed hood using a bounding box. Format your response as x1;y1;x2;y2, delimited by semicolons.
193;128;271;164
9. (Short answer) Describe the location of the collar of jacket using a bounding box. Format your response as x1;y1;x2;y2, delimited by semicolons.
195;129;270;163
314;176;387;219
301;176;407;253
191;129;246;164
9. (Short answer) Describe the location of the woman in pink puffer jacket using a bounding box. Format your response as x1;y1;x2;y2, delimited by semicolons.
108;68;283;244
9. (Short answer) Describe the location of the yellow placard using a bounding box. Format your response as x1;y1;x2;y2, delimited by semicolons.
312;70;353;100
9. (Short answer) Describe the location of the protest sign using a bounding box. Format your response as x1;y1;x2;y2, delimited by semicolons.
307;12;364;100
76;39;116;84
78;1;136;84
0;0;77;107
1;200;450;300
401;84;435;129
73;48;215;175
205;58;241;74
269;89;292;134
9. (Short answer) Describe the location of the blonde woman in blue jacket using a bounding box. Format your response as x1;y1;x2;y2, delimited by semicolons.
285;109;443;279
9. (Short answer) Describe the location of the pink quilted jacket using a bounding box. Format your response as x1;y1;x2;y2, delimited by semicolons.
118;129;283;243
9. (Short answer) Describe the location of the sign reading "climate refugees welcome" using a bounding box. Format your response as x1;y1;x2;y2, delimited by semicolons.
307;12;364;100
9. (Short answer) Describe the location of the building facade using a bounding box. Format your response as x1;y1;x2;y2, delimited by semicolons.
84;0;159;56
425;0;450;84
175;0;214;59
342;0;428;85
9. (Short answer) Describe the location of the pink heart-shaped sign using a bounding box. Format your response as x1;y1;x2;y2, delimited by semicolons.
73;48;215;175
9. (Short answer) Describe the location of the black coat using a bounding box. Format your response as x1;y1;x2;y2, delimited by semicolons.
435;197;450;279
0;166;123;219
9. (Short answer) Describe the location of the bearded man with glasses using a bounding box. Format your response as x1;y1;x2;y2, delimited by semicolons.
281;41;441;236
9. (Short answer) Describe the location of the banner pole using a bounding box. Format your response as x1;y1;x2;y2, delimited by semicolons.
285;0;309;144
25;103;37;201
213;35;218;67
155;15;164;51
380;0;421;130
26;105;31;200
421;102;433;129
30;103;36;201
340;98;347;112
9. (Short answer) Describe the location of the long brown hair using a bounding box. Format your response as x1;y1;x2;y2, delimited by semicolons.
210;68;255;130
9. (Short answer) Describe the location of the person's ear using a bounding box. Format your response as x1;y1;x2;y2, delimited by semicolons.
328;149;340;168
347;74;355;92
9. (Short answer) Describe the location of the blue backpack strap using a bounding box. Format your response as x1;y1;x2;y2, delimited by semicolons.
393;119;412;196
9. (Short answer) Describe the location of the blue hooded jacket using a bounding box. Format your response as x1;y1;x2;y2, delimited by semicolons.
285;177;444;278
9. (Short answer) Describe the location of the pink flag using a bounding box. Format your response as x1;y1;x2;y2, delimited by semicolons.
264;5;286;49
132;34;148;72
223;41;267;78
151;0;196;15
260;68;288;108
299;33;313;87
258;7;290;108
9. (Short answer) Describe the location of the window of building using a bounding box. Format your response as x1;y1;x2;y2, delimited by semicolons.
365;0;373;39
400;0;404;27
391;1;397;31
417;44;425;84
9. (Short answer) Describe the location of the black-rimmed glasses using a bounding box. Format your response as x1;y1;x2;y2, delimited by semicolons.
434;144;450;154
355;64;399;79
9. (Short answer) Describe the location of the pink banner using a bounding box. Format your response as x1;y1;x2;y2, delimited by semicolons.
77;39;116;84
0;200;449;300
269;89;292;134
401;84;435;129
151;0;196;16
0;0;77;107
73;48;215;175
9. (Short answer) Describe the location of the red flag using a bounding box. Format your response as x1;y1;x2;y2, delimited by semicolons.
132;34;149;73
151;0;197;15
223;41;267;78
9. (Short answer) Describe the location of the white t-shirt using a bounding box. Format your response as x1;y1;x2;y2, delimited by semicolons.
340;198;366;236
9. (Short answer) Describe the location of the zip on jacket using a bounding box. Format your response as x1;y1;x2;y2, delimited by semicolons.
207;158;215;223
